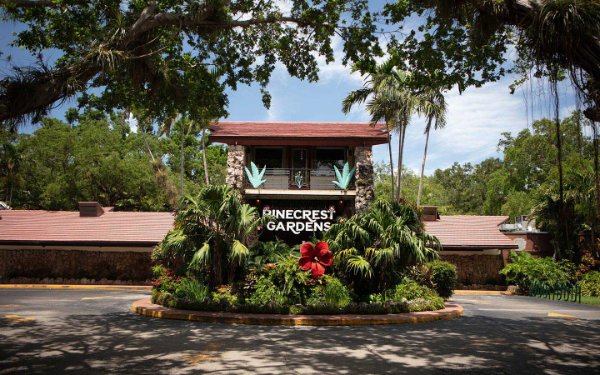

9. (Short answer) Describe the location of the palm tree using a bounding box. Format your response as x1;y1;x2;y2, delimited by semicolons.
416;89;447;207
154;185;270;287
324;200;439;295
342;60;418;202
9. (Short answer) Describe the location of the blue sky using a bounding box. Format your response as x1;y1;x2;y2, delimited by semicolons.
1;4;582;175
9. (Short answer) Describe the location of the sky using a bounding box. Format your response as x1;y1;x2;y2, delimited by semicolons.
1;3;582;175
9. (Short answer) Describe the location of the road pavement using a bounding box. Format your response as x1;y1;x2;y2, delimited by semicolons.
1;289;599;374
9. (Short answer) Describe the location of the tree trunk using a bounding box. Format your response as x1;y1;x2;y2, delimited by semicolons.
593;122;600;237
180;122;185;198
202;128;210;185
387;130;395;201
417;117;433;207
396;124;407;202
552;77;567;260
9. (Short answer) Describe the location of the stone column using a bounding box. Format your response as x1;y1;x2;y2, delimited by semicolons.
226;145;246;190
354;146;375;213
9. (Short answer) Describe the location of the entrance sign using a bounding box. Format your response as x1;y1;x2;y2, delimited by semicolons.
263;207;335;235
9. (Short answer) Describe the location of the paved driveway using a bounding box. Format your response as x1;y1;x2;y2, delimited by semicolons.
1;289;599;374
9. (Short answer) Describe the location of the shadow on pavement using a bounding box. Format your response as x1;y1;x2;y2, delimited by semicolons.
1;309;599;374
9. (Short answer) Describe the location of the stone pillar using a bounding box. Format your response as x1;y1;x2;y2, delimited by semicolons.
354;146;375;213
226;145;246;190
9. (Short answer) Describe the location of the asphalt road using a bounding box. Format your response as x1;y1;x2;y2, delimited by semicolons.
1;289;599;374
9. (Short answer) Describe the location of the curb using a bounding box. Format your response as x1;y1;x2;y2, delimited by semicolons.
0;284;152;291
453;290;513;295
131;298;464;326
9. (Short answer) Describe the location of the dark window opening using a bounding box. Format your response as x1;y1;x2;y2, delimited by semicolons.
314;148;346;171
254;148;284;168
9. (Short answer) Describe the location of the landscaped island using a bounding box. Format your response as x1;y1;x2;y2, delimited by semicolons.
150;185;457;315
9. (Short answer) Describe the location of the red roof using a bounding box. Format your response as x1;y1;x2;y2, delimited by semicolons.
424;216;517;250
0;210;175;246
210;121;389;146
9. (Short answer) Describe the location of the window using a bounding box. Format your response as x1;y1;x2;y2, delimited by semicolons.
314;148;346;171
254;148;284;168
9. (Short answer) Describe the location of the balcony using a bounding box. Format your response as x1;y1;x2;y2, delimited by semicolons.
243;167;356;200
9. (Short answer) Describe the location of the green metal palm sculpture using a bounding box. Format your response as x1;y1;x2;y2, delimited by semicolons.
244;162;266;188
332;162;356;190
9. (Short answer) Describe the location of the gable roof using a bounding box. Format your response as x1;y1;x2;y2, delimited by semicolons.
210;121;389;146
424;215;517;250
0;210;175;246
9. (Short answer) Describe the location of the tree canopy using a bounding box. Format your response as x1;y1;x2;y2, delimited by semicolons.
0;0;380;125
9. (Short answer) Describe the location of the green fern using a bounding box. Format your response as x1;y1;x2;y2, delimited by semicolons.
244;161;266;188
332;162;356;190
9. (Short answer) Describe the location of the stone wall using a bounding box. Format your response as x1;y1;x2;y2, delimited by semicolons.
0;249;153;281
440;253;506;286
226;145;246;190
354;146;375;213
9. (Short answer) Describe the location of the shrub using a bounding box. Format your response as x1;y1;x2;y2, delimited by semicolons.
247;276;288;305
425;260;457;299
174;278;210;303
579;271;600;297
384;279;438;302
500;252;575;293
305;276;352;308
212;286;239;305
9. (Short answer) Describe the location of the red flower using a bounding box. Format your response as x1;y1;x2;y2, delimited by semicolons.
299;241;333;277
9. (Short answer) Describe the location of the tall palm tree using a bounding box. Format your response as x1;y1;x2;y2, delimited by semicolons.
342;60;418;202
416;89;447;207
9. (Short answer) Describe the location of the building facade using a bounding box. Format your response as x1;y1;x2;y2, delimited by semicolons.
210;121;388;243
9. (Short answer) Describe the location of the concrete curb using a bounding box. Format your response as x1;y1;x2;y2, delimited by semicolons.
0;284;152;291
454;290;513;295
131;298;464;326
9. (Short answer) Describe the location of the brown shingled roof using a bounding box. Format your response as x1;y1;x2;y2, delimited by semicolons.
0;210;175;246
210;121;389;146
424;215;517;250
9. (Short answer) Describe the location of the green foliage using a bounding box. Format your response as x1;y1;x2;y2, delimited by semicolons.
325;200;439;296
248;240;293;271
0;1;380;125
305;276;352;308
425;260;457;299
500;252;576;293
383;279;439;302
332;162;356;190
174;278;211;304
153;185;270;286
247;276;288;306
578;271;600;297
212;288;239;306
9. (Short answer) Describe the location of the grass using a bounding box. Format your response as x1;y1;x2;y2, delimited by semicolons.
581;296;600;307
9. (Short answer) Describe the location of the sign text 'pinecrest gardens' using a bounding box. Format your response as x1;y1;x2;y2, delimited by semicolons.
262;208;335;235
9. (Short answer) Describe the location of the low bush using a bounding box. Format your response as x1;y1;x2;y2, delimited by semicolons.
500;252;575;293
305;276;352;308
578;271;600;297
425;260;457;299
174;278;210;303
247;276;288;305
384;279;439;302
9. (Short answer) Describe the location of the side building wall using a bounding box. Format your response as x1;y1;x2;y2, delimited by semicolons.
0;248;153;283
440;251;508;287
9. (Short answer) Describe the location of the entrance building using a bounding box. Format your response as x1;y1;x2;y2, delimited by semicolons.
210;121;388;243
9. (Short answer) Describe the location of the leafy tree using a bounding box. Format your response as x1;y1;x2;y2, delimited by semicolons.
1;113;176;210
0;0;379;125
416;85;447;207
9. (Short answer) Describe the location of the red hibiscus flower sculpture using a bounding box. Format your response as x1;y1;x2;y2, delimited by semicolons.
299;241;333;278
